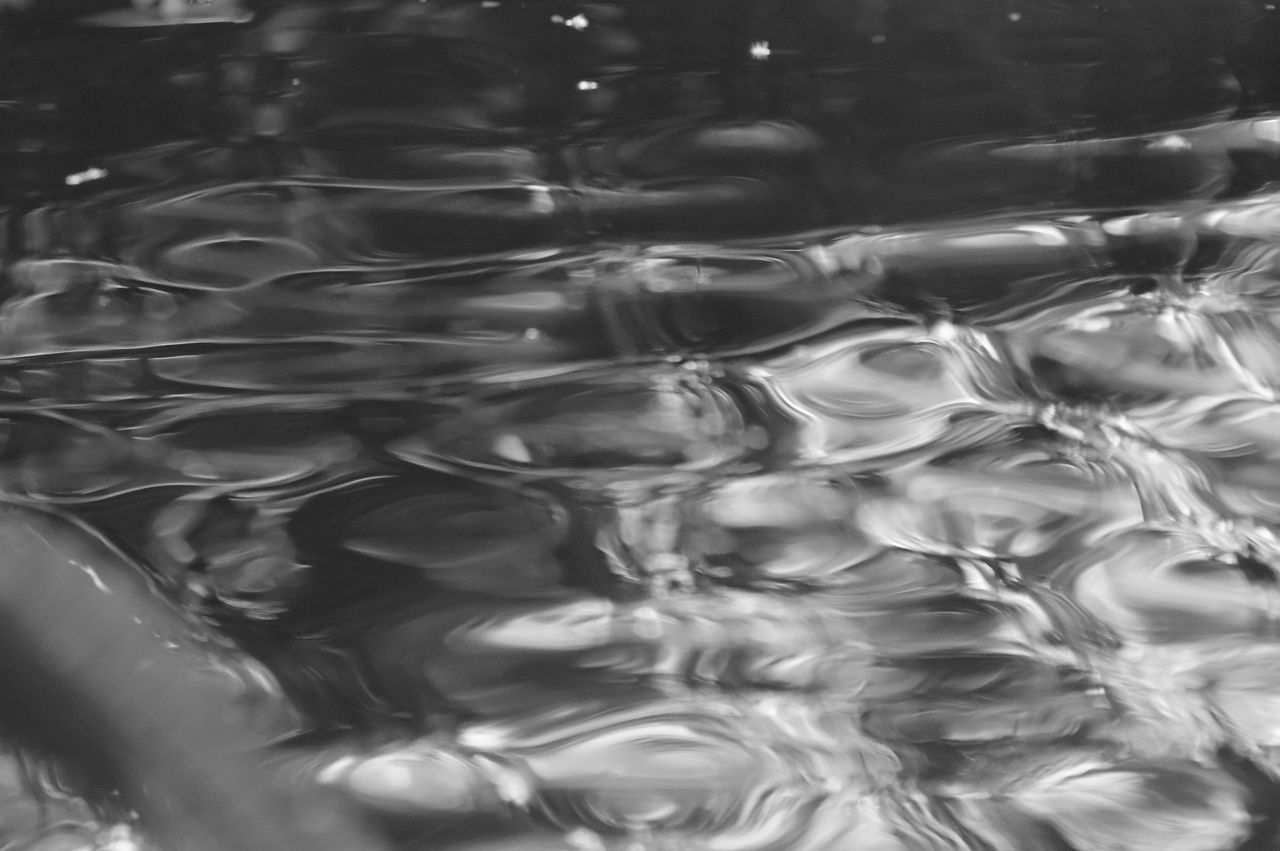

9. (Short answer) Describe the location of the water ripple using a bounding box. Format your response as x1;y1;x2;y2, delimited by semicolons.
6;4;1280;849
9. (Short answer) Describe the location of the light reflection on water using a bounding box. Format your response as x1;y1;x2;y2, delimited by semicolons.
4;1;1280;850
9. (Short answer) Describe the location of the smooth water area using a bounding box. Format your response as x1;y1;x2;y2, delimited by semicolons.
6;1;1280;850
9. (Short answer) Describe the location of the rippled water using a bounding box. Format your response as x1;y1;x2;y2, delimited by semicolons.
7;1;1280;850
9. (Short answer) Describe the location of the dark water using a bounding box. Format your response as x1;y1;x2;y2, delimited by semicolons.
6;1;1280;850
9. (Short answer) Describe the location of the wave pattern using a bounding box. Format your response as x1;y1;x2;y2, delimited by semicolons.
5;1;1280;850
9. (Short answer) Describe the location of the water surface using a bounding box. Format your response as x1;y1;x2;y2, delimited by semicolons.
3;2;1280;850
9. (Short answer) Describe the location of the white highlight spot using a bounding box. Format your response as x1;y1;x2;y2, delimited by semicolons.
494;433;533;463
565;13;588;29
348;761;415;798
95;825;141;851
316;756;359;785
1008;11;1022;21
567;829;608;851
73;560;113;595
1149;134;1192;152
750;40;771;60
529;184;555;213
576;79;598;91
65;167;108;186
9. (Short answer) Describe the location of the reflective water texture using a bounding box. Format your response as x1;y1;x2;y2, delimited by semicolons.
6;1;1280;849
